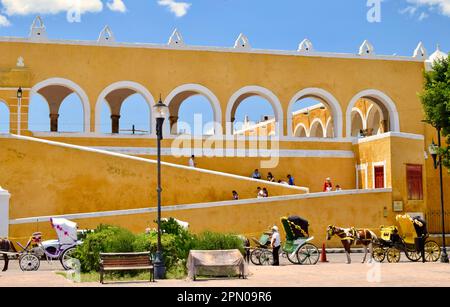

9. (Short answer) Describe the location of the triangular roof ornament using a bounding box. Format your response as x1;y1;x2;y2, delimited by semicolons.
298;39;314;53
358;40;375;56
29;16;47;40
168;29;185;47
234;33;251;50
98;26;115;43
413;41;427;59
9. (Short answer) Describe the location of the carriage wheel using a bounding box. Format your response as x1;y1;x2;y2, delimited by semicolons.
296;244;320;265
372;246;386;263
19;253;40;271
405;247;422;262
386;248;401;263
60;247;77;270
259;250;274;266
250;249;263;266
424;241;441;262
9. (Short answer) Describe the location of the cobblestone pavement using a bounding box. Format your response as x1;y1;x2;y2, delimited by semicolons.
1;253;449;287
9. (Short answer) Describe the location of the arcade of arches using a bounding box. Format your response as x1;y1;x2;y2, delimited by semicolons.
0;31;448;239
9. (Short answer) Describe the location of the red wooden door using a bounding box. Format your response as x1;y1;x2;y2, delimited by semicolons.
374;166;384;189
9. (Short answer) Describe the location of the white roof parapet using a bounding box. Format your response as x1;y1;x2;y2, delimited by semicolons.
359;40;375;56
298;39;314;53
413;41;427;60
98;26;115;44
168;29;185;47
29;16;47;41
234;33;251;50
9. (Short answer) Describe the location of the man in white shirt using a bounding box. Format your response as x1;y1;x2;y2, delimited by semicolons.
271;226;281;266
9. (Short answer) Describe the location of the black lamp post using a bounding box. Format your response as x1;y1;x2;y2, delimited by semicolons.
428;127;449;263
153;96;168;278
17;87;23;135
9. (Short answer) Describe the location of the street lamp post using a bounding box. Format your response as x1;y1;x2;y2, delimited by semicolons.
17;87;23;136
153;96;168;279
428;127;449;263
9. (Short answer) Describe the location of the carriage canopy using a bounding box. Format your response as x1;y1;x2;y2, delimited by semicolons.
281;216;309;240
50;218;78;245
395;214;427;245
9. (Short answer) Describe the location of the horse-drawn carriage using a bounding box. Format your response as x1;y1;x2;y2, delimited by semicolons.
1;218;82;271
372;214;441;263
252;216;320;265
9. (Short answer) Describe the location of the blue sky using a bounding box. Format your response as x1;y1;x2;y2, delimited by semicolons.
0;0;449;134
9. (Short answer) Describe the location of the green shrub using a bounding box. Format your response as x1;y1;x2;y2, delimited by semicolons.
193;231;245;255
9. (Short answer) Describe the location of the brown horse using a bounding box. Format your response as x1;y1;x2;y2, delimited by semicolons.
326;225;377;264
0;239;17;271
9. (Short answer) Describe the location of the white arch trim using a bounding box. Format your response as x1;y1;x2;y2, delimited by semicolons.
346;89;400;138
226;85;284;136
95;81;156;134
31;78;91;133
309;118;326;138
164;83;222;136
287;88;343;137
294;123;309;137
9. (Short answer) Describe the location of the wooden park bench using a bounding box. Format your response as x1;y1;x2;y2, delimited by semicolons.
99;252;154;284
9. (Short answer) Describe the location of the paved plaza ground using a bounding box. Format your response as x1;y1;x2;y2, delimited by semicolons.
1;253;449;287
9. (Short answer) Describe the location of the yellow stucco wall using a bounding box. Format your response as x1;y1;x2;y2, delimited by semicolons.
0;40;425;137
9;189;393;248
0;136;305;221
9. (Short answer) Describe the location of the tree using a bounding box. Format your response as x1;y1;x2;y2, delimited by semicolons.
420;53;450;169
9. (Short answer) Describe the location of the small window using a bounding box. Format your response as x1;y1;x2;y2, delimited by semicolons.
407;164;423;200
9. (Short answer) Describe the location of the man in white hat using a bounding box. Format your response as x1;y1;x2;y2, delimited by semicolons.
271;226;281;266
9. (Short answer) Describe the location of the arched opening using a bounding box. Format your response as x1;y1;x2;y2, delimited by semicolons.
294;123;308;137
232;96;276;136
96;82;154;135
28;93;50;132
309;119;325;138
30;78;90;133
351;109;364;137
172;95;214;136
287;88;342;138
0;101;9;133
166;84;222;137
290;97;330;138
227;86;283;136
346;90;399;138
57;93;84;133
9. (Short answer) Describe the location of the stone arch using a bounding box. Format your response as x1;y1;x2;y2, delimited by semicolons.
226;86;283;136
164;84;222;136
294;123;309;137
95;81;155;134
287;88;343;137
346;89;400;138
309;118;325;138
30;78;90;132
351;109;365;137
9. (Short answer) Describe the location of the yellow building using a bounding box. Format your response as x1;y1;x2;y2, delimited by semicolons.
0;18;448;245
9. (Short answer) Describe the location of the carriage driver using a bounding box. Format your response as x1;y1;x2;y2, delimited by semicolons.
271;226;281;266
412;216;427;263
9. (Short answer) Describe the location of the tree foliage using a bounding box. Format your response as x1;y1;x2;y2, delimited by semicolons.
420;53;450;169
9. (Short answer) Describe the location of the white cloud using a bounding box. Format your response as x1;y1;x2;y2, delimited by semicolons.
158;0;191;17
0;0;127;16
0;14;10;26
400;6;418;15
0;0;103;16
418;11;429;20
406;0;450;17
107;0;126;13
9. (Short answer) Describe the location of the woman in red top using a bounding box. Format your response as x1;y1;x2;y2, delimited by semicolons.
323;177;333;192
